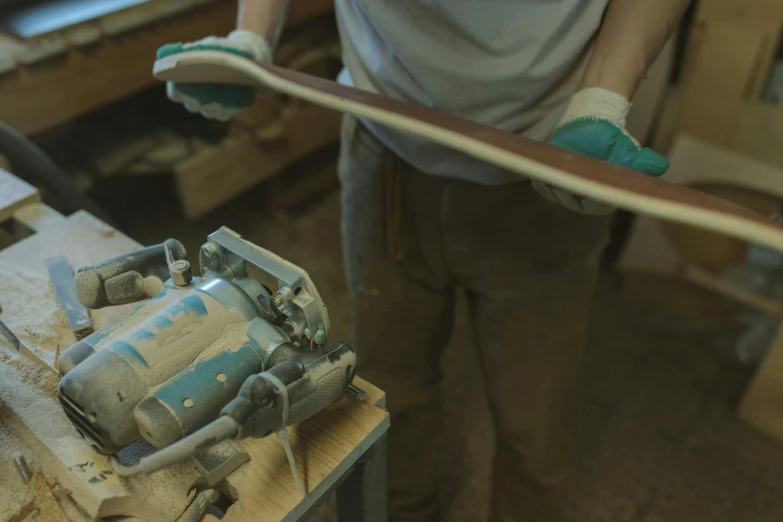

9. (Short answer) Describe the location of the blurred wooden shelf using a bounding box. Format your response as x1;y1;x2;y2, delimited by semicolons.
0;0;334;135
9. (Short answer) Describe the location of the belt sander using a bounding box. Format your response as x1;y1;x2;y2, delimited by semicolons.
56;227;358;477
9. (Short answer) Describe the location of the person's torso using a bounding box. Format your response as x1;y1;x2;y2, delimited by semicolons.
334;0;609;183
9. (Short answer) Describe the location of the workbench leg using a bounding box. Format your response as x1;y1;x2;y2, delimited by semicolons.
336;434;388;522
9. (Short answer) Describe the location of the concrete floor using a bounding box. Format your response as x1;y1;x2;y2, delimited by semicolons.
105;161;783;522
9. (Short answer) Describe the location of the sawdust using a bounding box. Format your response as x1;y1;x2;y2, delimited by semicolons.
0;346;73;457
192;315;249;365
28;467;67;522
142;275;164;297
140;460;199;520
0;261;76;367
0;422;34;521
156;313;204;347
0;340;58;398
0;342;66;521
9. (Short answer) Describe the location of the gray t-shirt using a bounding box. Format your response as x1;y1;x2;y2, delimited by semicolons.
334;0;609;184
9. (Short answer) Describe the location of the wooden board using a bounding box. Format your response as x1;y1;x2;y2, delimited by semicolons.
0;0;334;135
224;377;388;522
0;167;39;223
175;102;341;218
154;51;783;253
0;210;141;372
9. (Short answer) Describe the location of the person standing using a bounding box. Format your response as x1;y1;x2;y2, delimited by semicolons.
159;1;689;519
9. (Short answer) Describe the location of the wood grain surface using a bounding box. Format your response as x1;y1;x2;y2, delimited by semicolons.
0;210;141;373
153;51;783;255
224;377;387;522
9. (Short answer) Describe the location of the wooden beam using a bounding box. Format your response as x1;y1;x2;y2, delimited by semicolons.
175;102;340;219
0;0;334;136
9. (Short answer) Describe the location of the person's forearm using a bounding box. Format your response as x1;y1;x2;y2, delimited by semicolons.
237;0;291;47
580;0;690;99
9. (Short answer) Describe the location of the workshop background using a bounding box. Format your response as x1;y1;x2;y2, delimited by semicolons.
2;0;783;521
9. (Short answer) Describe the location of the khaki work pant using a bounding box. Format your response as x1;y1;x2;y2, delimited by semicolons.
338;115;611;522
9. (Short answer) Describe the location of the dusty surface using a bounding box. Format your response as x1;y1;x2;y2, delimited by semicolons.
0;335;199;521
0;421;34;521
0;261;75;369
78;158;783;520
0;339;63;522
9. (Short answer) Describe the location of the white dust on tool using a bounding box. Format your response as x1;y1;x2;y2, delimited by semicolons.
192;314;250;365
0;261;75;366
0;336;202;519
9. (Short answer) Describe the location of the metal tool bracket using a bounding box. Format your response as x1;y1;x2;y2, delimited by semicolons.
199;227;330;349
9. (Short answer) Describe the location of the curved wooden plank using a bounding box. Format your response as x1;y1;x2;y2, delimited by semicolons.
153;51;783;253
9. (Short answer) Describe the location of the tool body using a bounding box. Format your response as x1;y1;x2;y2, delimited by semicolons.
57;228;357;473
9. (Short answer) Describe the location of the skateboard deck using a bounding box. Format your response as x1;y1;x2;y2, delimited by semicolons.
153;51;783;253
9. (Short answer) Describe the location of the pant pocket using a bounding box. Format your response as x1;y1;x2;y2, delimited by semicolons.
338;114;405;263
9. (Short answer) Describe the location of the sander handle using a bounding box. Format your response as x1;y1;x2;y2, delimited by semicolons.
74;239;187;308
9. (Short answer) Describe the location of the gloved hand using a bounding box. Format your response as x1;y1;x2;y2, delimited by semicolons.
156;30;273;121
533;87;670;214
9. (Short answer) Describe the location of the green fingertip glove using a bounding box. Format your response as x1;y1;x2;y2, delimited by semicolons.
549;118;669;176
156;30;273;121
535;87;670;214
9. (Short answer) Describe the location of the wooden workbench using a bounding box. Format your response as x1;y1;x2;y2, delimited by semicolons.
0;0;335;135
0;171;389;522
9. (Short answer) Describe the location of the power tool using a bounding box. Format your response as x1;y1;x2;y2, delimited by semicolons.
56;227;358;477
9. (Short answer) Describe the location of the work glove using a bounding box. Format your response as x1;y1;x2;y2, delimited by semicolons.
534;87;670;214
156;30;273;121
